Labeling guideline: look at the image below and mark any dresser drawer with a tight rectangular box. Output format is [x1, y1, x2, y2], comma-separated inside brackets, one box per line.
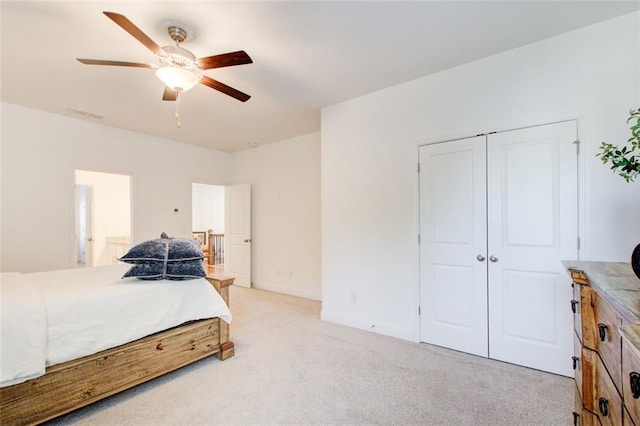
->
[580, 346, 599, 413]
[594, 292, 623, 394]
[622, 327, 640, 426]
[624, 407, 635, 426]
[595, 354, 623, 426]
[574, 385, 602, 426]
[584, 410, 603, 426]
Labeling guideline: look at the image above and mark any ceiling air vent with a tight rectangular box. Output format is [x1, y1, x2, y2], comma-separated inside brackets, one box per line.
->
[65, 108, 104, 120]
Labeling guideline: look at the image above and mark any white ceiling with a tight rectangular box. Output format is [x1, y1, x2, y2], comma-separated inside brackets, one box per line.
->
[2, 1, 638, 152]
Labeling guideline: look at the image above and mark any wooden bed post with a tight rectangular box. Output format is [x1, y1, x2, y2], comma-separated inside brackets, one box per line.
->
[205, 266, 235, 360]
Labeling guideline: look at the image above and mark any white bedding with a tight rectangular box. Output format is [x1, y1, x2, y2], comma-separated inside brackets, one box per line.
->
[1, 264, 231, 387]
[0, 273, 47, 387]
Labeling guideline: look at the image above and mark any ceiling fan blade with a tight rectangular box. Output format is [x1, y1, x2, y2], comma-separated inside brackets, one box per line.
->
[197, 51, 253, 70]
[103, 11, 164, 56]
[77, 58, 154, 68]
[162, 87, 178, 101]
[200, 76, 251, 102]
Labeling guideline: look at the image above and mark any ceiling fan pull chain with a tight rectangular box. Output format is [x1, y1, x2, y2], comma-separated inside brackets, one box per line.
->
[175, 91, 181, 128]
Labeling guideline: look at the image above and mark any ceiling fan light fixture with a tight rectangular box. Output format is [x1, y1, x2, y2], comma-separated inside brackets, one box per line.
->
[155, 66, 201, 92]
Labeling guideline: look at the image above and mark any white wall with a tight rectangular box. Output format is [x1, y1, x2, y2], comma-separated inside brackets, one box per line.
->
[192, 183, 225, 233]
[321, 12, 640, 341]
[1, 102, 232, 273]
[75, 170, 131, 266]
[232, 132, 321, 300]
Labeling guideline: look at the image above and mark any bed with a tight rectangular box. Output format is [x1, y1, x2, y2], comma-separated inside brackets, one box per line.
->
[0, 263, 235, 425]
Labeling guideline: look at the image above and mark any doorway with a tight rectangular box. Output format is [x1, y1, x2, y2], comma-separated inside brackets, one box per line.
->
[418, 121, 578, 376]
[192, 183, 252, 287]
[192, 183, 225, 235]
[192, 183, 225, 267]
[75, 170, 132, 267]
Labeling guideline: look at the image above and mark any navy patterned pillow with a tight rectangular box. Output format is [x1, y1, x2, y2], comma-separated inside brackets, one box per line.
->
[166, 238, 203, 262]
[122, 262, 164, 280]
[119, 239, 167, 263]
[166, 260, 206, 280]
[122, 260, 206, 281]
[119, 233, 205, 280]
[119, 236, 203, 264]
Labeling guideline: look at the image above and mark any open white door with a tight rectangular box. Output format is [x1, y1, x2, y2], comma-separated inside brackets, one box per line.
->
[75, 184, 94, 267]
[224, 184, 252, 287]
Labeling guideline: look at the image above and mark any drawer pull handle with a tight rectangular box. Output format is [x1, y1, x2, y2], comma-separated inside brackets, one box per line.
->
[570, 300, 578, 313]
[598, 323, 607, 342]
[598, 397, 609, 417]
[572, 356, 579, 370]
[572, 411, 579, 426]
[631, 372, 640, 399]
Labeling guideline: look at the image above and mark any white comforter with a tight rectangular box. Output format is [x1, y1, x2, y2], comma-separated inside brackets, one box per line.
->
[1, 264, 231, 387]
[0, 272, 47, 387]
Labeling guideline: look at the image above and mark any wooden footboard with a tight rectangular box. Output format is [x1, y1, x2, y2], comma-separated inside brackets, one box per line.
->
[0, 318, 225, 425]
[0, 271, 235, 425]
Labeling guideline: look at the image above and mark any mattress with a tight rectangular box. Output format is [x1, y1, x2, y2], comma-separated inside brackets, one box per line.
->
[0, 272, 47, 387]
[1, 264, 231, 386]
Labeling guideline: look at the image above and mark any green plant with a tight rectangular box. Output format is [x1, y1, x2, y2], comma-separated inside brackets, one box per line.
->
[597, 107, 640, 182]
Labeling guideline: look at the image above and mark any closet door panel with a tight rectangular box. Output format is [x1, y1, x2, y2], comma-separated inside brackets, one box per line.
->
[419, 136, 488, 357]
[487, 121, 577, 377]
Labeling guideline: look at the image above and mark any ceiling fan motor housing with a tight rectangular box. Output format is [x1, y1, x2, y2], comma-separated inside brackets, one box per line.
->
[168, 26, 187, 44]
[160, 45, 199, 70]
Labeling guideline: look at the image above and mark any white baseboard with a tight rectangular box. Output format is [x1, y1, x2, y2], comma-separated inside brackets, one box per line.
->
[320, 309, 415, 342]
[252, 281, 321, 301]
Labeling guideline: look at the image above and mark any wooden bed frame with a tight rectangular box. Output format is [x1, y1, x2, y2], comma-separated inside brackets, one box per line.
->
[0, 270, 235, 425]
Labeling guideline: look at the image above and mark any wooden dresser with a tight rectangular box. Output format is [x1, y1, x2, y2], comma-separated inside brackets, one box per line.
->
[564, 261, 640, 425]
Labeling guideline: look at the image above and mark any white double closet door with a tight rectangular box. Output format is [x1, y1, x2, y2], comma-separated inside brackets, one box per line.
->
[419, 121, 577, 376]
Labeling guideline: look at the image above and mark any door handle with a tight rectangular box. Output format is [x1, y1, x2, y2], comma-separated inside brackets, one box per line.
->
[489, 255, 499, 263]
[476, 254, 486, 262]
[243, 239, 252, 243]
[87, 237, 93, 242]
[571, 300, 579, 313]
[630, 372, 640, 399]
[598, 397, 609, 417]
[598, 323, 607, 342]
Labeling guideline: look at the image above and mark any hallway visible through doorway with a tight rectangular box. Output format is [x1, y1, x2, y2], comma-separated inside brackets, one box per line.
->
[75, 170, 131, 267]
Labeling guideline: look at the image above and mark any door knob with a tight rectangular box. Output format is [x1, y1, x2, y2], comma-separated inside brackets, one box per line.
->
[630, 372, 640, 399]
[489, 255, 499, 263]
[598, 397, 609, 417]
[87, 237, 93, 242]
[598, 323, 607, 342]
[476, 254, 486, 262]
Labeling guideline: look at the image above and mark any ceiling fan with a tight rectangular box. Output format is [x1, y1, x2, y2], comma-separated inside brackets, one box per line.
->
[77, 11, 252, 103]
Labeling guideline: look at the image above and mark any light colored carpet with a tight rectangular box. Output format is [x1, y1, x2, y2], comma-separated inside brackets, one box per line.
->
[47, 286, 574, 425]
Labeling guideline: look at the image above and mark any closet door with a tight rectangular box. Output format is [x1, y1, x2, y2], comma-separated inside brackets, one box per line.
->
[419, 136, 488, 357]
[486, 121, 577, 376]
